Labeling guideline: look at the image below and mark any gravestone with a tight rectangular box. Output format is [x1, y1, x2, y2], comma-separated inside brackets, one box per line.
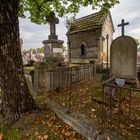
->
[43, 12, 64, 63]
[110, 19, 137, 79]
[110, 36, 137, 79]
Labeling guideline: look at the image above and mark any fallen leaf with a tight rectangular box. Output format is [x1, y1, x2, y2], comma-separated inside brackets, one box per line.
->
[35, 131, 39, 136]
[106, 136, 111, 140]
[91, 109, 96, 112]
[37, 135, 41, 139]
[0, 133, 3, 140]
[44, 134, 49, 140]
[130, 124, 134, 128]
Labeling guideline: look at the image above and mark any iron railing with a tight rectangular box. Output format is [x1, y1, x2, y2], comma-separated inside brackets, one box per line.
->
[102, 76, 140, 138]
[48, 64, 95, 112]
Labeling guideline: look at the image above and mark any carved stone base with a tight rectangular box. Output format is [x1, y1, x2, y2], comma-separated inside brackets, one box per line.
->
[43, 39, 64, 65]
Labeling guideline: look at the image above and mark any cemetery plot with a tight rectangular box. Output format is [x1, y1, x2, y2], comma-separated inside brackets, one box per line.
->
[49, 74, 140, 140]
[102, 76, 140, 137]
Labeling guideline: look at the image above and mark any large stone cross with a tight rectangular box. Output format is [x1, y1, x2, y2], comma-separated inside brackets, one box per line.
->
[117, 19, 129, 36]
[46, 12, 59, 40]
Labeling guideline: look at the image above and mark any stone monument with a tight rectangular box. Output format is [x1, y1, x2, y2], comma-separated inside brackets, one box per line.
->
[43, 12, 64, 64]
[110, 19, 137, 79]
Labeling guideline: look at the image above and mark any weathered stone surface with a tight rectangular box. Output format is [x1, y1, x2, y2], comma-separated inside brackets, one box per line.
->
[34, 62, 49, 95]
[43, 39, 64, 59]
[48, 100, 125, 140]
[110, 36, 137, 78]
[68, 29, 100, 63]
[25, 74, 35, 96]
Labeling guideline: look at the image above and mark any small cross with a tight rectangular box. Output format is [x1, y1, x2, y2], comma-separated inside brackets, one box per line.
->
[117, 19, 129, 36]
[46, 12, 59, 39]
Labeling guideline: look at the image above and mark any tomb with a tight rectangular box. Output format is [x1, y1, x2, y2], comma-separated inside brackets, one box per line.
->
[102, 19, 140, 112]
[67, 11, 114, 64]
[43, 12, 64, 66]
[94, 19, 140, 111]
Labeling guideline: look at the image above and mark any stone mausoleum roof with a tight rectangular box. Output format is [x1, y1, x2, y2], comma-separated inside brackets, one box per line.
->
[67, 11, 108, 35]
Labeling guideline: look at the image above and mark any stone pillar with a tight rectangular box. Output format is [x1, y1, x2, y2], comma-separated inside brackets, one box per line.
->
[34, 62, 49, 95]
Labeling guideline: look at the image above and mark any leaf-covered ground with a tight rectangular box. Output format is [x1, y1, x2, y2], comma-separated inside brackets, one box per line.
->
[0, 74, 140, 140]
[0, 96, 86, 140]
[52, 74, 140, 140]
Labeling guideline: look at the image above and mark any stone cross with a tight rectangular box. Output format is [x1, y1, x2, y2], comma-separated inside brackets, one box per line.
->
[117, 19, 129, 36]
[46, 12, 59, 40]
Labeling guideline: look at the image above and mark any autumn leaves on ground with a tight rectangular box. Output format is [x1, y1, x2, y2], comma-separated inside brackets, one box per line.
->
[53, 74, 140, 140]
[0, 96, 85, 140]
[0, 74, 140, 140]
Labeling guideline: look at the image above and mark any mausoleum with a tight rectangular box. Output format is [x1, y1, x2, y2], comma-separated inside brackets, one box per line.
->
[67, 11, 114, 64]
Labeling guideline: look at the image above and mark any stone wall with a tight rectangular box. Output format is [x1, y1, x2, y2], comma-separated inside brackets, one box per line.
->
[34, 63, 95, 95]
[67, 13, 114, 64]
[68, 29, 101, 63]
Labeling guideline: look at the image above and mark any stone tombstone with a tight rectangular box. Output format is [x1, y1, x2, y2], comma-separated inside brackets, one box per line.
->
[110, 36, 137, 79]
[43, 11, 64, 61]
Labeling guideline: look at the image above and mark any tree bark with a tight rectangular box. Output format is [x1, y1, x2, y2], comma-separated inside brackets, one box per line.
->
[0, 0, 36, 122]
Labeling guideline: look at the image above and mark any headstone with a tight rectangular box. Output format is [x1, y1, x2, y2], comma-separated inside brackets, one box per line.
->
[110, 36, 137, 79]
[43, 11, 64, 63]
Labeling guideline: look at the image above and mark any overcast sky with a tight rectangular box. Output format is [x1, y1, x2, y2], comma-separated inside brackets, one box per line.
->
[19, 0, 140, 50]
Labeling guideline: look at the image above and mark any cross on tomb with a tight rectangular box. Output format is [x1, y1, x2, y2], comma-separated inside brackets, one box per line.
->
[46, 11, 59, 39]
[118, 19, 129, 36]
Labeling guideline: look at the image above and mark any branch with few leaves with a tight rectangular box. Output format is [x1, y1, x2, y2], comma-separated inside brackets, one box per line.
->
[64, 16, 76, 30]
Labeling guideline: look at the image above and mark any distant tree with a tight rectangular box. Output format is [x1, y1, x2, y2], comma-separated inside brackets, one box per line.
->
[134, 38, 140, 46]
[36, 47, 44, 53]
[0, 0, 119, 122]
[32, 48, 36, 54]
[64, 16, 76, 30]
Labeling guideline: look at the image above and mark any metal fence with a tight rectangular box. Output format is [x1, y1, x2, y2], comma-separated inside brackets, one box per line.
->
[48, 65, 140, 139]
[101, 76, 140, 139]
[48, 64, 95, 112]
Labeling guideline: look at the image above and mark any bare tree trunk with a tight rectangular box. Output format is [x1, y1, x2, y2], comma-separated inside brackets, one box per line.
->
[0, 0, 36, 122]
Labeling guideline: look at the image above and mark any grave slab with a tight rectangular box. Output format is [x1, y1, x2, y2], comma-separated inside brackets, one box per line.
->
[48, 100, 124, 140]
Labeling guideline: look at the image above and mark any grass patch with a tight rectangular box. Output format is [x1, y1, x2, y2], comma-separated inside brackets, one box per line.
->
[4, 129, 22, 140]
[24, 66, 34, 71]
